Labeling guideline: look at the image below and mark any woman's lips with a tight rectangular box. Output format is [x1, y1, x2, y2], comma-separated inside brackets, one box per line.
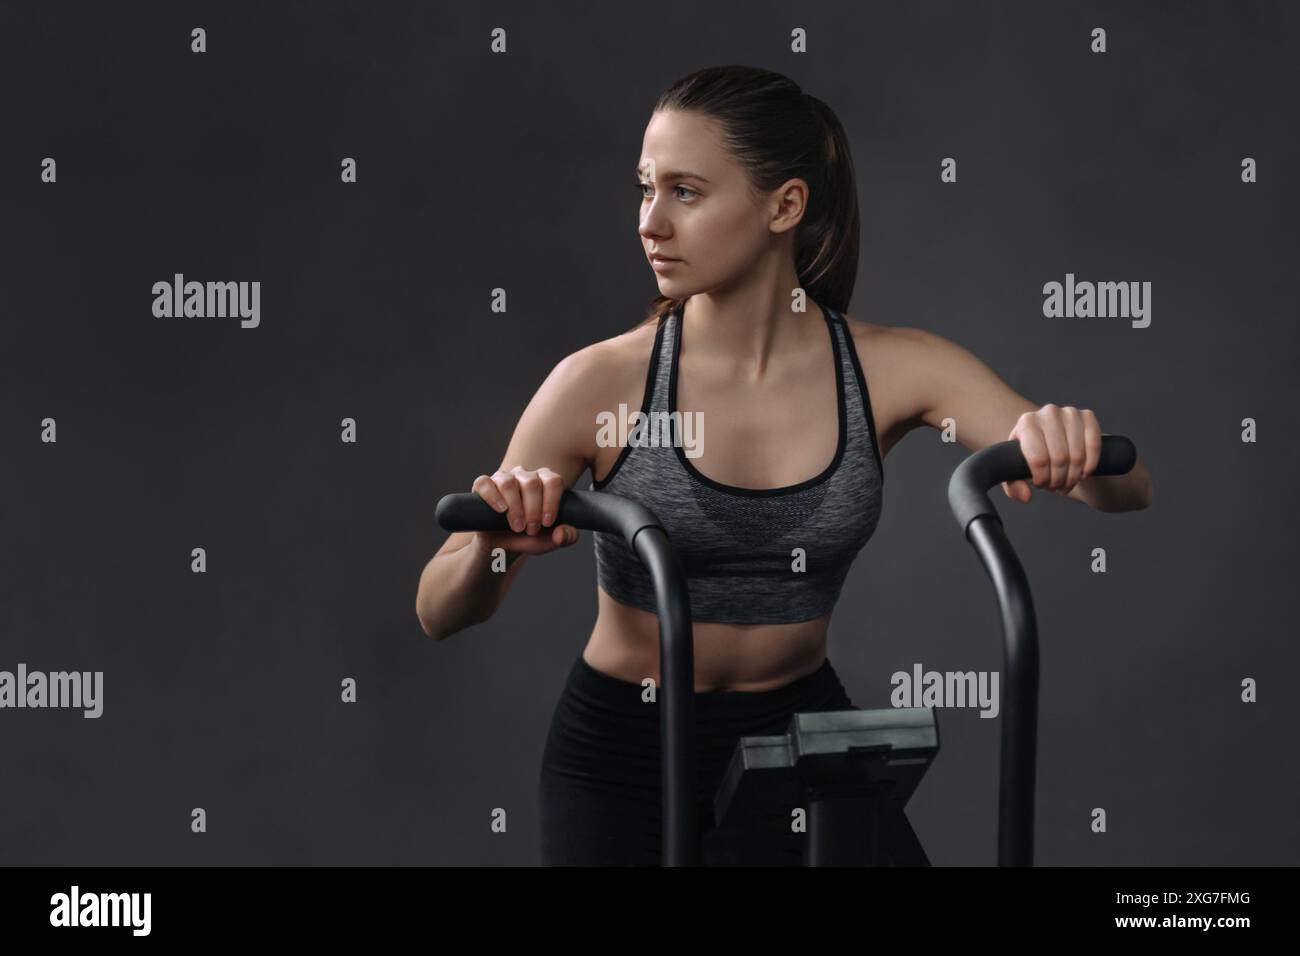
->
[650, 255, 681, 271]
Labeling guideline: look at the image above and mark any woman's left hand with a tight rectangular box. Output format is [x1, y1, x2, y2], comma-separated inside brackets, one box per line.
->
[1002, 404, 1102, 503]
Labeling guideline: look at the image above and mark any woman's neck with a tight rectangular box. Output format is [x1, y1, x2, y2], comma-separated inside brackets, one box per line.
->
[680, 267, 823, 380]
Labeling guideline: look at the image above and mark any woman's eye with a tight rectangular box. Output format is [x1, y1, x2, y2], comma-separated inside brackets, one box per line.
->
[635, 181, 698, 201]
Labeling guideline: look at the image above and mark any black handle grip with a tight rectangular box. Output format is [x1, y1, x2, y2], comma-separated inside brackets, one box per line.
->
[436, 488, 666, 546]
[949, 434, 1137, 535]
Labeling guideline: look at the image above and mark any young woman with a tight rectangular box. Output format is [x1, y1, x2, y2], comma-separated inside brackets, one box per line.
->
[415, 65, 1154, 865]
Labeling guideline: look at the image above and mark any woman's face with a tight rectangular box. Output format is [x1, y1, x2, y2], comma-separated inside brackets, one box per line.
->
[637, 109, 803, 297]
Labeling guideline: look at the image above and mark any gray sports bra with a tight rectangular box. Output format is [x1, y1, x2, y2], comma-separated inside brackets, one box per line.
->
[590, 303, 885, 625]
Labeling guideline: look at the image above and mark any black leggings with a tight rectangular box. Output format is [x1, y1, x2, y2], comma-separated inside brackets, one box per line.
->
[538, 652, 857, 865]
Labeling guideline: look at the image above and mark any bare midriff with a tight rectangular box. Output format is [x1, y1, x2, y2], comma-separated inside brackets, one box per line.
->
[584, 585, 831, 692]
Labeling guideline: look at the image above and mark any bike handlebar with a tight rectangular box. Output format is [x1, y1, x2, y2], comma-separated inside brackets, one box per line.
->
[436, 488, 663, 543]
[949, 434, 1137, 533]
[435, 486, 700, 866]
[947, 433, 1138, 866]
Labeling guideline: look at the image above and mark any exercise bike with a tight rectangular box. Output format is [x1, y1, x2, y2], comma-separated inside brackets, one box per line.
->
[436, 435, 1139, 866]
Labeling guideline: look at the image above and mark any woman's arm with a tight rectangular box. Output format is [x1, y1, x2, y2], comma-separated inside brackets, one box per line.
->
[416, 344, 608, 640]
[900, 327, 1153, 513]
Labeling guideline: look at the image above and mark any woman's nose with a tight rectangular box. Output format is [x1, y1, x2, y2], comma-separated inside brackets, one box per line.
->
[639, 197, 671, 240]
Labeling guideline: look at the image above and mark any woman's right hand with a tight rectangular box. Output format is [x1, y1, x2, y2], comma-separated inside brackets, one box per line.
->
[470, 466, 580, 556]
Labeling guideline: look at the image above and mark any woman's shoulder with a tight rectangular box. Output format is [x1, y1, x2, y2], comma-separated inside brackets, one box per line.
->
[836, 310, 908, 358]
[841, 313, 973, 373]
[551, 315, 663, 394]
[505, 317, 663, 485]
[527, 316, 664, 444]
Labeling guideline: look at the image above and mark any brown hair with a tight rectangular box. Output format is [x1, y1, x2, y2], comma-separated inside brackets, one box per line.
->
[633, 65, 860, 329]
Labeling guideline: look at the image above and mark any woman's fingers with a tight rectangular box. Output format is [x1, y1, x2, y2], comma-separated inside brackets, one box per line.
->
[471, 474, 509, 514]
[471, 467, 574, 544]
[511, 466, 544, 534]
[1006, 404, 1107, 501]
[490, 470, 525, 531]
[1003, 479, 1031, 502]
[538, 468, 564, 528]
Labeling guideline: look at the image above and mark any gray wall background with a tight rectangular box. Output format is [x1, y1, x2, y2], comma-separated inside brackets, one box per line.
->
[0, 0, 1296, 865]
